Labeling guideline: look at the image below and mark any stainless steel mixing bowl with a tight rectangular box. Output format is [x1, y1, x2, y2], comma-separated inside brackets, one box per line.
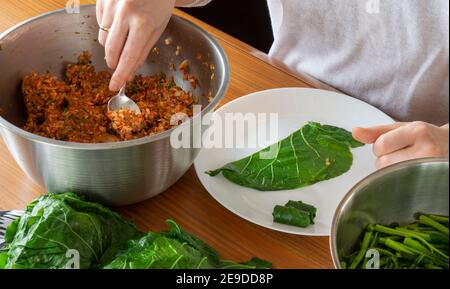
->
[0, 5, 229, 205]
[330, 158, 449, 268]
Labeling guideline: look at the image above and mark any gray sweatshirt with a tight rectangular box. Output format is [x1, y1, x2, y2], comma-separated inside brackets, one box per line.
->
[181, 0, 449, 125]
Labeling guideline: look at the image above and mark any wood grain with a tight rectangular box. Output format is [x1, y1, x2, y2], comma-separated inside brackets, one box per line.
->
[0, 0, 333, 268]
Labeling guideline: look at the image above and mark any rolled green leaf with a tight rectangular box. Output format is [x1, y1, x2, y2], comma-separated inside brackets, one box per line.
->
[272, 205, 312, 228]
[285, 200, 317, 223]
[272, 200, 317, 228]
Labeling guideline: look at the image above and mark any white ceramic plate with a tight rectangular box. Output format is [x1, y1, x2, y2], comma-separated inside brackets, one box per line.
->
[194, 88, 393, 236]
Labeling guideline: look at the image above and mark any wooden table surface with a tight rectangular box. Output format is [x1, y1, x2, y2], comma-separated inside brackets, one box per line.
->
[0, 0, 333, 268]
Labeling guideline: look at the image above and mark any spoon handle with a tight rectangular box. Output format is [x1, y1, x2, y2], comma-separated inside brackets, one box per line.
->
[118, 85, 126, 97]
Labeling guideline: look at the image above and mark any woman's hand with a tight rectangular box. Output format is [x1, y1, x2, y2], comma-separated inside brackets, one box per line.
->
[353, 122, 449, 169]
[96, 0, 176, 91]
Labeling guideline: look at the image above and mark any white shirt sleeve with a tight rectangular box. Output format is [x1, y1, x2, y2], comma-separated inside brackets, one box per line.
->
[176, 0, 212, 7]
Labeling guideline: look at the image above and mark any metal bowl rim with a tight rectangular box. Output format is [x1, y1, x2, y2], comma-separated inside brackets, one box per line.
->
[329, 157, 450, 269]
[0, 4, 230, 150]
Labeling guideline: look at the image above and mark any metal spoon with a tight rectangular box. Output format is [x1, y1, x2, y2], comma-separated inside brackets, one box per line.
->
[107, 84, 141, 114]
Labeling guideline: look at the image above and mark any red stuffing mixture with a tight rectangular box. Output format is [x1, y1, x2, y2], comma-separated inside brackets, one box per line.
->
[22, 51, 195, 143]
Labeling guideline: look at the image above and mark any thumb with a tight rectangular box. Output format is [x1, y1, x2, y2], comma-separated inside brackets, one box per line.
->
[352, 123, 404, 144]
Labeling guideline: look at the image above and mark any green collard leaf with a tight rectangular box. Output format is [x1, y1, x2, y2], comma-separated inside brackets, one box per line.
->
[206, 122, 364, 191]
[0, 252, 7, 269]
[1, 196, 272, 269]
[4, 218, 19, 244]
[1, 192, 142, 269]
[104, 220, 271, 269]
[239, 257, 273, 269]
[103, 233, 215, 269]
[161, 219, 222, 267]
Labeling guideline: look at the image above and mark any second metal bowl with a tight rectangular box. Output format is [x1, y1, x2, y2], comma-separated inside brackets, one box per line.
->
[330, 157, 449, 268]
